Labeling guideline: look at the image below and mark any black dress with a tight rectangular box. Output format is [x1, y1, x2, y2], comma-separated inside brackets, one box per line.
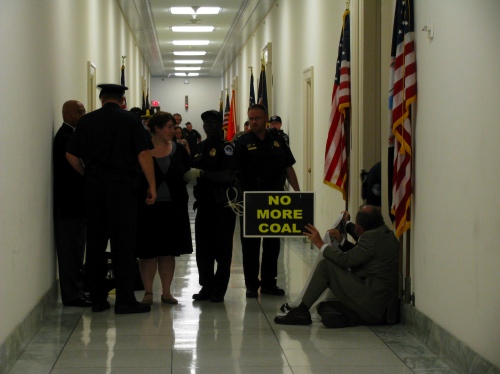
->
[136, 142, 193, 259]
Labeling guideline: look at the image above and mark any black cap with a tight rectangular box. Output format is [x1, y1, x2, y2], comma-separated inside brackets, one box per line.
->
[97, 83, 127, 97]
[201, 110, 222, 125]
[270, 115, 282, 123]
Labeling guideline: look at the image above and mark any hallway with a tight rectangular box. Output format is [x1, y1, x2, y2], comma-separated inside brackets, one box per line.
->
[9, 203, 455, 373]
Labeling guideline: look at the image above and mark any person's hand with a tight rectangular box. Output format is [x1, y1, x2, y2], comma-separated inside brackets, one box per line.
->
[145, 187, 157, 205]
[183, 168, 201, 183]
[303, 224, 325, 249]
[328, 228, 343, 243]
[342, 210, 351, 222]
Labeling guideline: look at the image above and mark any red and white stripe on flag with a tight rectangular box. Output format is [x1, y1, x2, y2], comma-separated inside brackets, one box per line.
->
[323, 10, 350, 200]
[222, 94, 230, 132]
[390, 0, 417, 237]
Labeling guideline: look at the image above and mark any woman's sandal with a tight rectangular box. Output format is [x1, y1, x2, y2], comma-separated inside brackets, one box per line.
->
[141, 292, 154, 305]
[161, 295, 178, 305]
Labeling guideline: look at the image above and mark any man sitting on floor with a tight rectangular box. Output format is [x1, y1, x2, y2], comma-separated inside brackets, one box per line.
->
[274, 205, 399, 328]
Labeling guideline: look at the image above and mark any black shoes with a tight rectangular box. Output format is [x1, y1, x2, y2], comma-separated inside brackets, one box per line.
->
[274, 308, 312, 325]
[114, 301, 151, 314]
[64, 295, 92, 307]
[261, 286, 285, 296]
[91, 301, 111, 312]
[193, 288, 212, 301]
[280, 303, 292, 313]
[246, 289, 258, 298]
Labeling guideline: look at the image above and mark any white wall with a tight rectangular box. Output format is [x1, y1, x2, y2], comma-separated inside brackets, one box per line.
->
[222, 0, 500, 366]
[150, 77, 222, 137]
[0, 0, 149, 346]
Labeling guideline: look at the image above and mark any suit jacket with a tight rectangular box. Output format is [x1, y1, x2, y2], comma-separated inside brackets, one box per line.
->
[323, 224, 399, 321]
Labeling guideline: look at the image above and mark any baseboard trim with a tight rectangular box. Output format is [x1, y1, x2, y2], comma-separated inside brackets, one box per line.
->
[401, 303, 500, 374]
[0, 281, 58, 374]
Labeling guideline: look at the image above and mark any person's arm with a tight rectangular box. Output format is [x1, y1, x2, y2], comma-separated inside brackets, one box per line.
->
[65, 152, 85, 176]
[286, 166, 300, 191]
[138, 149, 157, 205]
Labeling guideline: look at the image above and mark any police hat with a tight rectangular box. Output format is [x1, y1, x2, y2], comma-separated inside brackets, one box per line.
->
[97, 83, 127, 97]
[270, 115, 282, 123]
[201, 110, 222, 125]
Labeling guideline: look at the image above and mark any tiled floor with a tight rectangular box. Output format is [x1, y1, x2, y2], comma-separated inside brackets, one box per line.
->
[9, 191, 456, 373]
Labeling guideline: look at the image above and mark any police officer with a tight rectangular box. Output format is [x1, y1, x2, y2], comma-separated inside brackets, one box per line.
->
[66, 83, 157, 314]
[269, 115, 289, 145]
[234, 104, 300, 298]
[185, 110, 238, 303]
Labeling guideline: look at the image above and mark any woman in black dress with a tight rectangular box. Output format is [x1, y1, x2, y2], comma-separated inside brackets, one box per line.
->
[137, 112, 193, 305]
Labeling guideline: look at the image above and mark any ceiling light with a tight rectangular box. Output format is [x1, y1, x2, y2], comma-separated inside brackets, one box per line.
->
[175, 73, 187, 77]
[173, 40, 209, 46]
[172, 26, 214, 32]
[170, 7, 221, 15]
[174, 60, 203, 64]
[188, 73, 199, 77]
[174, 67, 201, 71]
[174, 51, 207, 56]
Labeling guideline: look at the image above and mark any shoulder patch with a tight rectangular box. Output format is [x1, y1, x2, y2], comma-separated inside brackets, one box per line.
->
[224, 144, 234, 156]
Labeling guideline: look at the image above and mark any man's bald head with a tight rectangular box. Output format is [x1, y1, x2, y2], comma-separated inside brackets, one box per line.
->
[62, 100, 85, 128]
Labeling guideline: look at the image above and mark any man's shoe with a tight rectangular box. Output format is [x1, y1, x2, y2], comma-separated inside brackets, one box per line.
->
[114, 301, 151, 314]
[246, 289, 258, 298]
[64, 295, 92, 307]
[91, 301, 111, 313]
[280, 303, 292, 313]
[210, 294, 224, 303]
[261, 286, 285, 296]
[274, 308, 312, 325]
[193, 288, 211, 301]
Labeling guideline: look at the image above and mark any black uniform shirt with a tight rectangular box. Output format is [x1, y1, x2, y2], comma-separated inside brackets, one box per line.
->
[67, 103, 149, 176]
[183, 128, 202, 151]
[191, 138, 236, 205]
[234, 131, 295, 191]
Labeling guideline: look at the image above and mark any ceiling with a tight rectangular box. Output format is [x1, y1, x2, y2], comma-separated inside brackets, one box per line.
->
[117, 0, 277, 78]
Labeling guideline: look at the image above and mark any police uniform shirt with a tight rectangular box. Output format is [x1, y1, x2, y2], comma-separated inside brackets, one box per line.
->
[67, 103, 149, 175]
[183, 128, 202, 151]
[191, 138, 236, 204]
[234, 131, 295, 191]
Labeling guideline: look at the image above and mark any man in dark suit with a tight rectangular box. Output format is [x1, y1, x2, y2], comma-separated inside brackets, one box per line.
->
[275, 205, 399, 326]
[66, 84, 157, 314]
[53, 100, 90, 307]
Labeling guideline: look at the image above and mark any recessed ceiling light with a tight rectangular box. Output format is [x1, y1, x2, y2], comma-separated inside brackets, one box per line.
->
[174, 60, 203, 64]
[175, 73, 187, 77]
[174, 67, 201, 71]
[174, 51, 207, 56]
[170, 7, 221, 15]
[172, 26, 214, 32]
[173, 40, 210, 46]
[188, 73, 200, 77]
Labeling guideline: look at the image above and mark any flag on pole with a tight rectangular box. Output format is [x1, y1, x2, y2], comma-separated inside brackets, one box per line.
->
[222, 93, 230, 133]
[120, 60, 127, 109]
[388, 0, 417, 237]
[142, 89, 146, 111]
[323, 9, 350, 199]
[257, 63, 268, 110]
[145, 88, 150, 110]
[249, 71, 256, 106]
[226, 89, 237, 141]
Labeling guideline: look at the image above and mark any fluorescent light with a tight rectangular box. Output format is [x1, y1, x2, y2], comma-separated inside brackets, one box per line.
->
[175, 73, 187, 77]
[172, 26, 214, 32]
[174, 60, 203, 64]
[188, 73, 199, 77]
[173, 40, 209, 46]
[174, 67, 201, 71]
[174, 51, 207, 56]
[171, 7, 221, 15]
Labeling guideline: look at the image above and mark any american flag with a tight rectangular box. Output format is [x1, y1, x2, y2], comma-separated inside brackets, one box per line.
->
[323, 10, 350, 199]
[226, 89, 237, 141]
[249, 71, 256, 106]
[120, 63, 127, 109]
[257, 63, 268, 110]
[222, 93, 230, 132]
[388, 0, 417, 237]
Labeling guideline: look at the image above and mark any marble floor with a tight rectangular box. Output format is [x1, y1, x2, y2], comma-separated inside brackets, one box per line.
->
[8, 203, 457, 373]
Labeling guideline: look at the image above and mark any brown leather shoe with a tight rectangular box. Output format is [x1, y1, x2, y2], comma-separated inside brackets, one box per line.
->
[274, 308, 312, 325]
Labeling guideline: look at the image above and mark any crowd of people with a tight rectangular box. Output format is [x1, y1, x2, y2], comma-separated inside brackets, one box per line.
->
[54, 83, 398, 328]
